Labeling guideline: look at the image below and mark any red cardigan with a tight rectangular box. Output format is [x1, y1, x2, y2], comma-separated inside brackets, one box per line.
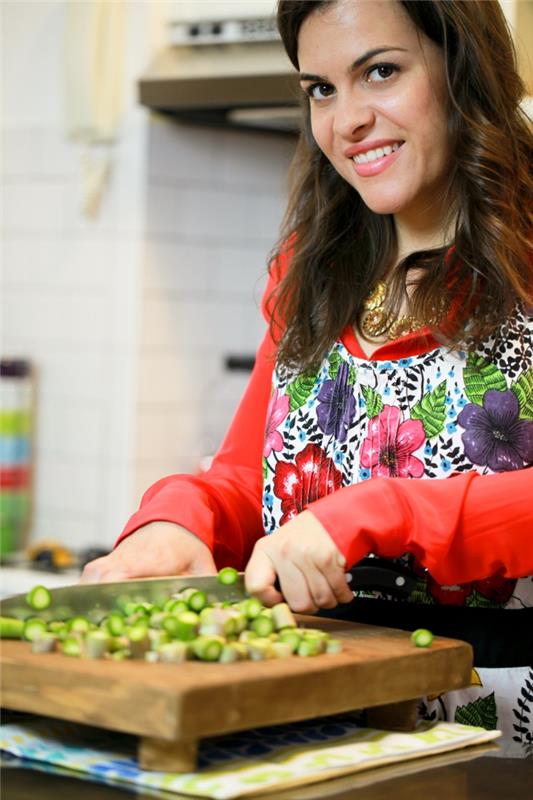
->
[118, 254, 533, 586]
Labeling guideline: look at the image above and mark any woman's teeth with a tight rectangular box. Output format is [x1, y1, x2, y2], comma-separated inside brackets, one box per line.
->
[353, 142, 402, 164]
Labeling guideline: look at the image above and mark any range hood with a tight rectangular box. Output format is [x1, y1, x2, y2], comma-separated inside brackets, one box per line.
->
[138, 13, 301, 134]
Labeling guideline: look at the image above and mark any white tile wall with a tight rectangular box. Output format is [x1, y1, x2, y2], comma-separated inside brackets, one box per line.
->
[1, 2, 296, 554]
[134, 117, 294, 503]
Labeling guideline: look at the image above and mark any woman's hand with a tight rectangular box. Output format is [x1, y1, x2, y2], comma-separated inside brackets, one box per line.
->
[80, 522, 217, 583]
[244, 511, 354, 612]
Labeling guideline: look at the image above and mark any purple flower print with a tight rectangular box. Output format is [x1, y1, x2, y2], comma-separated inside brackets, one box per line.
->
[458, 389, 533, 471]
[316, 361, 356, 443]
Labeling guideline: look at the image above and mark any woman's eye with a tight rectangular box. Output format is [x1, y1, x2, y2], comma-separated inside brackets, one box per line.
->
[365, 63, 398, 83]
[306, 82, 335, 101]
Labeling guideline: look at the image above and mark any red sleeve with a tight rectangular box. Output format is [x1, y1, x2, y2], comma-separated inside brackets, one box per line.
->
[115, 252, 289, 569]
[310, 467, 533, 584]
[116, 330, 275, 569]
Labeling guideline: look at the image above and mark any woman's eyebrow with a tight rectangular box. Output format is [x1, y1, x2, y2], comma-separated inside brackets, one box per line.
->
[299, 46, 408, 82]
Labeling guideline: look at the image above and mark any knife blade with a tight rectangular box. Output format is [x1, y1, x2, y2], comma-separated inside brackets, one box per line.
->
[0, 573, 248, 622]
[0, 559, 419, 622]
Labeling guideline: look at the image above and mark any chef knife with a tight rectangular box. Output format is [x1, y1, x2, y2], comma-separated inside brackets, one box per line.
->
[0, 559, 418, 622]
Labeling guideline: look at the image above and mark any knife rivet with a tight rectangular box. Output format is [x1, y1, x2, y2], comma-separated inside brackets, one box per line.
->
[395, 576, 406, 587]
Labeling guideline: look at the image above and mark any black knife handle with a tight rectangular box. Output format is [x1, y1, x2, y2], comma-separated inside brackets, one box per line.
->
[272, 557, 418, 598]
[346, 557, 419, 597]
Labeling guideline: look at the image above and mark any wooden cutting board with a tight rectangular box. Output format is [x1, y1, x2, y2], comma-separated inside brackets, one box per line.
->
[1, 616, 473, 772]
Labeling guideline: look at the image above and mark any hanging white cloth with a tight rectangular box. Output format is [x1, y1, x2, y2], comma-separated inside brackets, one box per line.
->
[65, 0, 127, 217]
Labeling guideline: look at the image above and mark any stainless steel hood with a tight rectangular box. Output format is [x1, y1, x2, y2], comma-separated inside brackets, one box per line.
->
[138, 15, 301, 134]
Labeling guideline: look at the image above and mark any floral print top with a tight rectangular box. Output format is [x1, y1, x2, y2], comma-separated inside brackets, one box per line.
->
[262, 305, 533, 611]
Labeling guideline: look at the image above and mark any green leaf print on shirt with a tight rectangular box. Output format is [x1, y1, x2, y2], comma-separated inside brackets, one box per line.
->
[463, 354, 507, 405]
[286, 373, 317, 412]
[328, 351, 357, 384]
[361, 386, 384, 419]
[455, 692, 498, 730]
[511, 366, 533, 419]
[411, 381, 447, 438]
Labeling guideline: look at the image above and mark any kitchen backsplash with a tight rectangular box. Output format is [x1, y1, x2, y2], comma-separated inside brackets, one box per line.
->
[134, 118, 294, 503]
[1, 1, 295, 552]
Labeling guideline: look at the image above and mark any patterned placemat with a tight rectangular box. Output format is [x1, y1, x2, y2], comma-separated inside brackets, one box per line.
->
[0, 714, 501, 799]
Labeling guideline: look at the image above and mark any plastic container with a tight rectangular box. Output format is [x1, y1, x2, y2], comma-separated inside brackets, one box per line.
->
[0, 359, 33, 559]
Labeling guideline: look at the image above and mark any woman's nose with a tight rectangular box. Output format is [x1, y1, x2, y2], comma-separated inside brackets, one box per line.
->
[333, 91, 375, 138]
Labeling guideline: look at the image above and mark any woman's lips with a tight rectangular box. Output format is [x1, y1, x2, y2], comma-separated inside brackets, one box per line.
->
[350, 142, 404, 178]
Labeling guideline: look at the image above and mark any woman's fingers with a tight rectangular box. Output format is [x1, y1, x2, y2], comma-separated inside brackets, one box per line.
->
[244, 546, 284, 607]
[80, 556, 129, 584]
[245, 511, 353, 612]
[79, 522, 217, 583]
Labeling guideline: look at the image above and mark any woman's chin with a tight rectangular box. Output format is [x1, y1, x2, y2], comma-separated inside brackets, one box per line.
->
[359, 198, 407, 217]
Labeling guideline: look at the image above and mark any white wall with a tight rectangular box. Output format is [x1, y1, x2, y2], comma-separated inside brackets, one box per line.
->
[135, 118, 293, 497]
[1, 1, 294, 552]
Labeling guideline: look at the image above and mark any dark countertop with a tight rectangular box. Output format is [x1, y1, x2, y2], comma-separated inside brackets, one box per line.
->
[2, 751, 532, 800]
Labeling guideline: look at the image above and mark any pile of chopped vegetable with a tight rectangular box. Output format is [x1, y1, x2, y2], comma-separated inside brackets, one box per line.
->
[0, 569, 344, 663]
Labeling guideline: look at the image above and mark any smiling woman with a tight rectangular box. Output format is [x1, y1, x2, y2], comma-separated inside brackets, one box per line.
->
[82, 0, 533, 758]
[274, 0, 532, 366]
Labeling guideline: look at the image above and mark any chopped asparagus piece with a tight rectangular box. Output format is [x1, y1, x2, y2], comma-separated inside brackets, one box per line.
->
[62, 634, 82, 657]
[251, 614, 274, 637]
[126, 623, 150, 657]
[219, 642, 248, 663]
[163, 598, 188, 615]
[23, 618, 48, 642]
[238, 630, 258, 643]
[411, 628, 434, 648]
[178, 588, 208, 612]
[165, 611, 199, 641]
[271, 603, 297, 631]
[278, 629, 302, 653]
[325, 638, 343, 654]
[48, 621, 67, 635]
[101, 612, 125, 636]
[26, 585, 52, 611]
[297, 638, 322, 657]
[270, 641, 293, 659]
[247, 637, 273, 661]
[191, 635, 224, 662]
[145, 650, 159, 663]
[67, 616, 92, 634]
[217, 567, 239, 585]
[148, 629, 170, 650]
[84, 630, 111, 659]
[31, 633, 57, 653]
[107, 648, 132, 661]
[157, 641, 189, 663]
[0, 616, 25, 639]
[240, 597, 263, 620]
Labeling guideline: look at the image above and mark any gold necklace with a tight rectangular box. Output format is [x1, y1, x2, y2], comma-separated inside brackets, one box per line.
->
[361, 281, 440, 341]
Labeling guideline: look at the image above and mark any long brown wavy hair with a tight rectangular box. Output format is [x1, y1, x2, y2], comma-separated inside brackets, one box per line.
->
[269, 0, 533, 371]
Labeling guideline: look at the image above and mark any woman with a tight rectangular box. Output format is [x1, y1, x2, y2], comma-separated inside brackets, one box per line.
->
[83, 1, 533, 755]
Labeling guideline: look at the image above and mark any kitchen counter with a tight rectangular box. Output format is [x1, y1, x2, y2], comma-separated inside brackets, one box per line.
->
[0, 567, 80, 599]
[1, 752, 531, 800]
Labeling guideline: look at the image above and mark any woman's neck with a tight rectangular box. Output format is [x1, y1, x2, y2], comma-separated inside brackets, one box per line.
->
[393, 198, 457, 263]
[394, 217, 454, 263]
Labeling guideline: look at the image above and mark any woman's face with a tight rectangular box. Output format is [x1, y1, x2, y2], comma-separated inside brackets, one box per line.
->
[297, 0, 452, 226]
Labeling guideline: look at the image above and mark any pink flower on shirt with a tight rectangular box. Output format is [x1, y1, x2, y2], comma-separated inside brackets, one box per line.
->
[263, 388, 290, 458]
[360, 405, 425, 478]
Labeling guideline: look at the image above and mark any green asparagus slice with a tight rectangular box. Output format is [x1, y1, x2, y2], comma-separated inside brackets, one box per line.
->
[26, 585, 52, 611]
[23, 618, 48, 642]
[0, 616, 25, 639]
[217, 567, 239, 585]
[2, 581, 346, 662]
